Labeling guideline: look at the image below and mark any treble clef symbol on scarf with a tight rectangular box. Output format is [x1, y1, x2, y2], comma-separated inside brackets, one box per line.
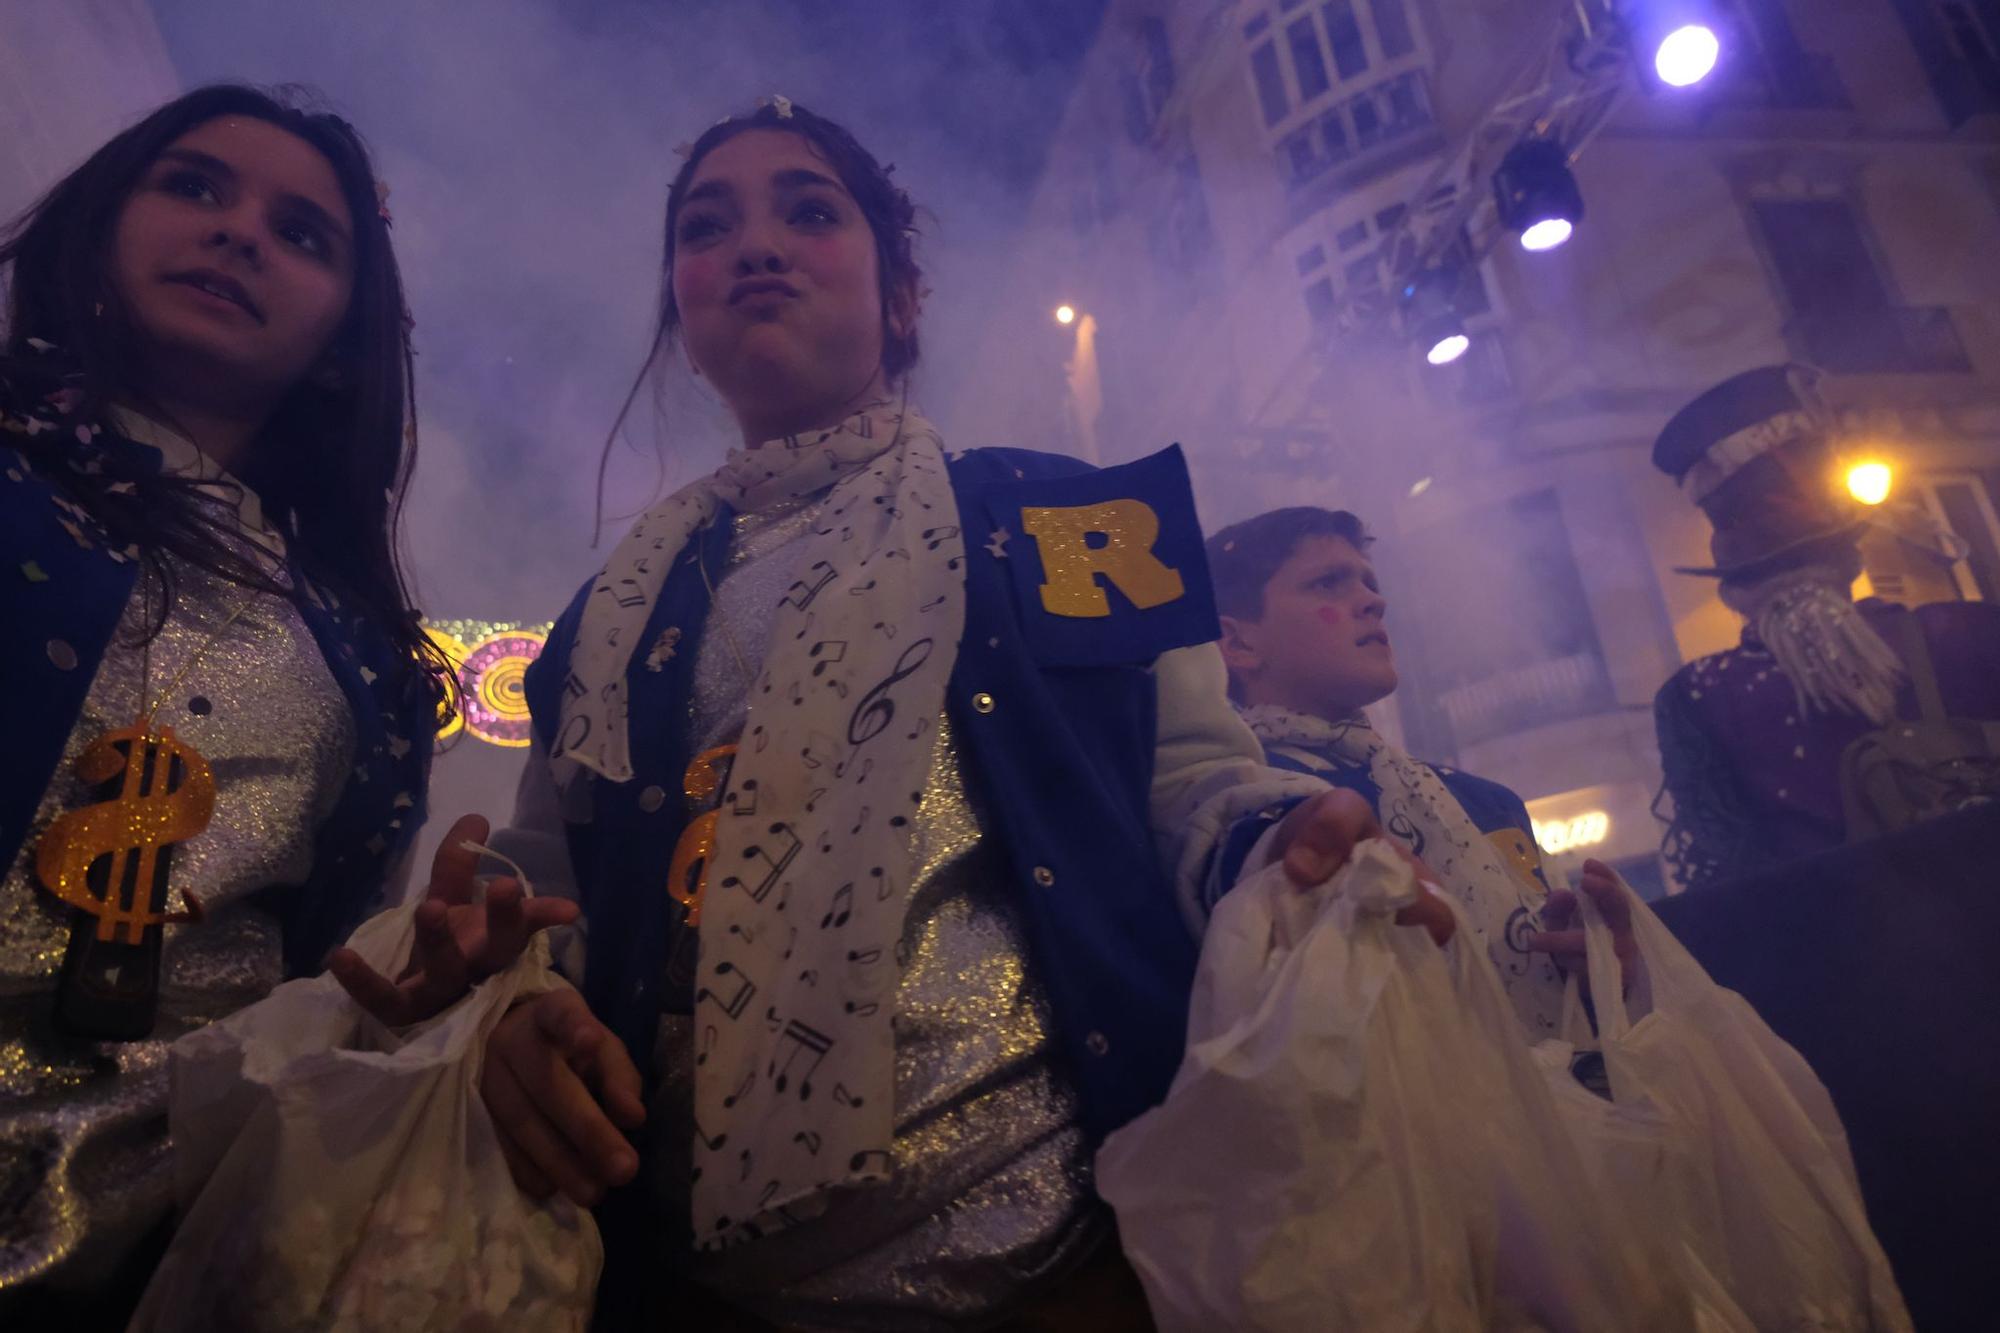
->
[846, 638, 933, 748]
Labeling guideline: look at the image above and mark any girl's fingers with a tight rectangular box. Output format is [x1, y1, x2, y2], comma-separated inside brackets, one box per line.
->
[329, 948, 412, 1026]
[480, 878, 527, 971]
[426, 813, 492, 907]
[494, 1125, 557, 1201]
[482, 1051, 609, 1207]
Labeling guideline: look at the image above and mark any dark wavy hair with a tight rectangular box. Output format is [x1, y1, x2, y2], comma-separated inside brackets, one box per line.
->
[0, 83, 448, 712]
[597, 101, 925, 536]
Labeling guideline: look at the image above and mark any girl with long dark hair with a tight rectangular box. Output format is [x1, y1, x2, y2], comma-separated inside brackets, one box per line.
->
[0, 84, 448, 1308]
[330, 97, 1377, 1330]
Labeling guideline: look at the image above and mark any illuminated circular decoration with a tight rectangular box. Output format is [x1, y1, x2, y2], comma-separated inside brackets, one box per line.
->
[424, 627, 470, 743]
[459, 628, 547, 748]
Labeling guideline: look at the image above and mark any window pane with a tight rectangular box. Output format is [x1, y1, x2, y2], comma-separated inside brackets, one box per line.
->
[1289, 18, 1331, 101]
[1297, 244, 1327, 274]
[1374, 203, 1407, 231]
[1353, 95, 1382, 145]
[1321, 108, 1350, 159]
[1281, 126, 1317, 181]
[1251, 41, 1289, 125]
[1335, 220, 1370, 251]
[1934, 480, 2000, 601]
[1752, 199, 1891, 312]
[1447, 231, 1492, 317]
[1387, 72, 1427, 127]
[1324, 2, 1368, 79]
[1371, 0, 1416, 59]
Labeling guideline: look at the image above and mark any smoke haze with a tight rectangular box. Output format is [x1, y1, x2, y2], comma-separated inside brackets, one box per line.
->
[135, 0, 1109, 857]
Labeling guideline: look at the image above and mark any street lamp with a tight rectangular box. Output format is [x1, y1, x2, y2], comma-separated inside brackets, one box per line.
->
[1846, 461, 1893, 506]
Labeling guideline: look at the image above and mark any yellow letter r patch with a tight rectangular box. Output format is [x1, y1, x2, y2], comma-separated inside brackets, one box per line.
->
[1020, 499, 1186, 618]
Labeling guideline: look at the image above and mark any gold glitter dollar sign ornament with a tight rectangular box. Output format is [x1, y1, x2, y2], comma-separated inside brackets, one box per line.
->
[35, 588, 252, 1038]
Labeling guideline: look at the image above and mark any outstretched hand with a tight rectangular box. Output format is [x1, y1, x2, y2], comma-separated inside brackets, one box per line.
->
[1268, 788, 1456, 947]
[330, 813, 580, 1027]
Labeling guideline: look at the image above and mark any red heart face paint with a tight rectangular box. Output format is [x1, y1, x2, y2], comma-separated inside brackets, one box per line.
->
[1316, 605, 1344, 625]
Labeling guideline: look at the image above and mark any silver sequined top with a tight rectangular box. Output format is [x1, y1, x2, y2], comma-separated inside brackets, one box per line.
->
[0, 500, 355, 1290]
[649, 500, 1105, 1330]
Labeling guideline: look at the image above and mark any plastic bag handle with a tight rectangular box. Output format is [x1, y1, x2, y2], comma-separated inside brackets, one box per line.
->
[1557, 971, 1599, 1052]
[1578, 887, 1634, 1040]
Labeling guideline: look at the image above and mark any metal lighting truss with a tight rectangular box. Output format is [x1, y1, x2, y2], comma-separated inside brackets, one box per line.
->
[1354, 0, 1637, 334]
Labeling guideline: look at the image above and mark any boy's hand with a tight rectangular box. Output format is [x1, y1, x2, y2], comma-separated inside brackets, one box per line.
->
[1526, 858, 1638, 996]
[330, 813, 579, 1027]
[1270, 789, 1455, 946]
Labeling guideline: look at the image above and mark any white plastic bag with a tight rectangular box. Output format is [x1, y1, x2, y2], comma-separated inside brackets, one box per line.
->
[1099, 839, 1907, 1332]
[130, 901, 601, 1332]
[1098, 841, 1679, 1333]
[1557, 876, 1912, 1332]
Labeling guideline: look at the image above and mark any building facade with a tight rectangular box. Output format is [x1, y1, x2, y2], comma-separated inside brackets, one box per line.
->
[968, 0, 2000, 893]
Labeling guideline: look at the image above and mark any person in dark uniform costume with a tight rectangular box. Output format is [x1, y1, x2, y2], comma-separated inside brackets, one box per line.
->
[1650, 365, 2000, 892]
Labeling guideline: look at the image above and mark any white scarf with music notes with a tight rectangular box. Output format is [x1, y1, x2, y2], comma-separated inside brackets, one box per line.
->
[551, 402, 965, 1249]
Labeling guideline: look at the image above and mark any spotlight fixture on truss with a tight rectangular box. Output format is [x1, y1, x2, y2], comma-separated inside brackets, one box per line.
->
[1494, 137, 1584, 252]
[1345, 0, 1723, 364]
[1401, 268, 1470, 366]
[1627, 1, 1724, 88]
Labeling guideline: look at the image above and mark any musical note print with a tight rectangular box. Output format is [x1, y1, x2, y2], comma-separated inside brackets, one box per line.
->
[719, 822, 801, 904]
[663, 409, 968, 1246]
[768, 1020, 834, 1099]
[697, 959, 756, 1020]
[846, 638, 934, 748]
[820, 882, 853, 930]
[807, 639, 849, 696]
[780, 560, 838, 611]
